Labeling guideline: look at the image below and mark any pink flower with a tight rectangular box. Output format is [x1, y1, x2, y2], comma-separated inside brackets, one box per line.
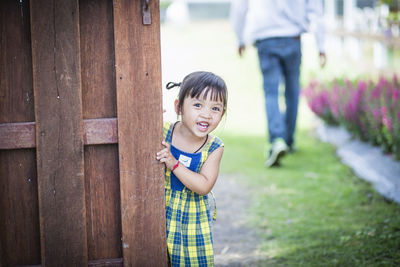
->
[357, 81, 367, 93]
[381, 106, 387, 117]
[377, 77, 387, 89]
[305, 76, 400, 158]
[383, 116, 393, 132]
[392, 88, 399, 102]
[371, 87, 381, 100]
[372, 108, 380, 122]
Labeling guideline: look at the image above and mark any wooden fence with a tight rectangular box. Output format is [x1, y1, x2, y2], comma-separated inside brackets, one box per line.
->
[0, 0, 167, 266]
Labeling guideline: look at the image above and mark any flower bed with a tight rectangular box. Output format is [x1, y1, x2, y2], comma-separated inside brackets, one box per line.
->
[303, 75, 400, 160]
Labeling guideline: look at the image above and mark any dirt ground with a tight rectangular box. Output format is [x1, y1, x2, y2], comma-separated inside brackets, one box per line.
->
[212, 174, 269, 266]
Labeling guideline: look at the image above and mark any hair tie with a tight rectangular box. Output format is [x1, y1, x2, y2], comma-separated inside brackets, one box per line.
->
[166, 82, 181, 90]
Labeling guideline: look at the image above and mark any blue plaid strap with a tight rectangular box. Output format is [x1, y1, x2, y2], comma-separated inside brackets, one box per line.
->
[201, 136, 224, 222]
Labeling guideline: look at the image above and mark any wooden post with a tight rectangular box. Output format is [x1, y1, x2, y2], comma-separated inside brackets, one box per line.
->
[0, 1, 40, 265]
[79, 0, 122, 259]
[113, 0, 167, 266]
[30, 0, 88, 266]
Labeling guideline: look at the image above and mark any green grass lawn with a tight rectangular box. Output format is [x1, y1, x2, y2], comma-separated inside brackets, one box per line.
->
[220, 130, 400, 266]
[161, 20, 400, 267]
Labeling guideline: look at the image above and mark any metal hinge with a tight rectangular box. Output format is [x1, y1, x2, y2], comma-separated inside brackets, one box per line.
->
[142, 0, 151, 25]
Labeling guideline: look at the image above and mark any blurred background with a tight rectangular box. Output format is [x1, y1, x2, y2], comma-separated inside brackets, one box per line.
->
[158, 1, 400, 265]
[160, 0, 400, 136]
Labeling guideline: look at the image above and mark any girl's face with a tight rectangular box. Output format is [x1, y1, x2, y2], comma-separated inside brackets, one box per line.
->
[175, 91, 225, 139]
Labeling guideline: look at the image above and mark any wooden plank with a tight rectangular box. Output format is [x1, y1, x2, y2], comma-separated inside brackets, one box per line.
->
[0, 122, 36, 149]
[113, 0, 167, 266]
[88, 257, 123, 267]
[0, 150, 40, 266]
[80, 0, 117, 120]
[30, 0, 87, 266]
[0, 0, 35, 123]
[0, 0, 40, 266]
[0, 118, 118, 149]
[85, 145, 121, 260]
[79, 0, 121, 260]
[14, 258, 123, 267]
[84, 118, 118, 145]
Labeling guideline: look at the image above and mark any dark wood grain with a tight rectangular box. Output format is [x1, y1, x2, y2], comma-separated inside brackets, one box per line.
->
[2, 0, 166, 265]
[0, 1, 40, 266]
[0, 122, 36, 149]
[0, 118, 117, 149]
[83, 118, 118, 145]
[13, 258, 123, 267]
[84, 145, 121, 260]
[79, 0, 121, 261]
[0, 0, 35, 123]
[30, 0, 87, 265]
[0, 150, 40, 266]
[113, 0, 167, 265]
[80, 0, 116, 120]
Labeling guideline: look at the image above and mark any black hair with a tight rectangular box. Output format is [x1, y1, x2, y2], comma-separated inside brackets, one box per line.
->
[166, 71, 228, 113]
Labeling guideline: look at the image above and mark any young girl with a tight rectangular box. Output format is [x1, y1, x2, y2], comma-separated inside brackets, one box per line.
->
[156, 71, 227, 266]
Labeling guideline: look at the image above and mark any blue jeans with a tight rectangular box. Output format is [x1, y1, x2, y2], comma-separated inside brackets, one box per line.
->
[256, 37, 302, 148]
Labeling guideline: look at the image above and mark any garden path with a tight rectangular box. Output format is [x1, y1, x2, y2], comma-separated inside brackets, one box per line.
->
[212, 174, 270, 266]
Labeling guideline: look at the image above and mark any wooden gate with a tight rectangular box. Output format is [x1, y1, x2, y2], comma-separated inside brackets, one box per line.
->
[0, 0, 167, 266]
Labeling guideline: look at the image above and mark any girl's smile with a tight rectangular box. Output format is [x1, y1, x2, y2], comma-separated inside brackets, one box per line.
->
[176, 92, 224, 139]
[197, 121, 209, 132]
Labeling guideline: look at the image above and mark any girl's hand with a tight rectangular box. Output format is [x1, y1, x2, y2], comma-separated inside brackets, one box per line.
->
[156, 141, 178, 170]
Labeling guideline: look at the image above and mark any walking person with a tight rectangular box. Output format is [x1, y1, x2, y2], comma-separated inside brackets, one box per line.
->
[230, 0, 326, 167]
[156, 71, 228, 266]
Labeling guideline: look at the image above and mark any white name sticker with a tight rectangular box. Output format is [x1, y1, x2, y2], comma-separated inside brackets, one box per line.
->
[178, 154, 192, 168]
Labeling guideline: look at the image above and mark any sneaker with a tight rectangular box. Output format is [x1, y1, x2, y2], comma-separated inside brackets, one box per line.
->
[265, 138, 288, 167]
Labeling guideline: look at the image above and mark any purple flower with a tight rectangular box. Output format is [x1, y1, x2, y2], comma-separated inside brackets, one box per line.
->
[392, 88, 399, 102]
[377, 77, 388, 89]
[371, 87, 381, 100]
[304, 75, 400, 159]
[357, 81, 367, 93]
[381, 106, 387, 117]
[372, 108, 380, 122]
[383, 117, 393, 132]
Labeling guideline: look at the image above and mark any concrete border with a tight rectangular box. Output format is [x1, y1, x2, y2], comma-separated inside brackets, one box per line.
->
[316, 122, 400, 203]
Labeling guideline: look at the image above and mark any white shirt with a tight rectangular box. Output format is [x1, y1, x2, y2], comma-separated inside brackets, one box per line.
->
[230, 0, 326, 52]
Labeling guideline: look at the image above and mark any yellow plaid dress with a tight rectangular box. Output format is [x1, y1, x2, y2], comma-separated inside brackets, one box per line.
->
[163, 122, 223, 267]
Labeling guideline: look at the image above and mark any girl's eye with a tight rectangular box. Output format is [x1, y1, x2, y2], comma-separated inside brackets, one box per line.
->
[194, 103, 201, 108]
[212, 107, 221, 112]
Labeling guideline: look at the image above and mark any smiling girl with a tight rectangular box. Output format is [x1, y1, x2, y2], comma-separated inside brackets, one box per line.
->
[156, 71, 228, 266]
